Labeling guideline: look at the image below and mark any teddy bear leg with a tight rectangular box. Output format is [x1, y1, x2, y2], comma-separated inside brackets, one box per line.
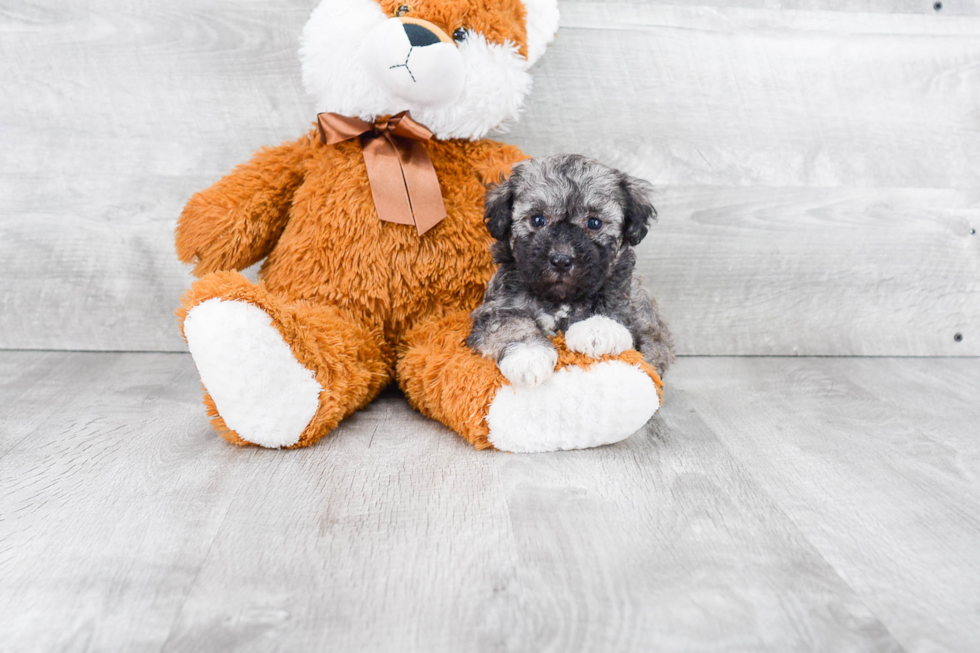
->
[178, 271, 391, 448]
[397, 312, 664, 453]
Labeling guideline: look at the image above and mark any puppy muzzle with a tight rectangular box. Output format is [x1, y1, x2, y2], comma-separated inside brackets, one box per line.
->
[357, 17, 465, 109]
[547, 238, 576, 276]
[520, 224, 605, 302]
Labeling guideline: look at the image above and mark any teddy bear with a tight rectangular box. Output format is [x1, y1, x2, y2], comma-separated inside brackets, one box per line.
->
[175, 0, 664, 453]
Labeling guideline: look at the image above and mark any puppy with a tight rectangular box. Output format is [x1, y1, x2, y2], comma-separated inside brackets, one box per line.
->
[467, 154, 675, 387]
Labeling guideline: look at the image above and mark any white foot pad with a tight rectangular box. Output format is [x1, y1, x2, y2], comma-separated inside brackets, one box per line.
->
[183, 299, 322, 448]
[486, 360, 660, 453]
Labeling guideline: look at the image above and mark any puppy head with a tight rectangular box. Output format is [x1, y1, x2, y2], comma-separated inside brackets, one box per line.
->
[300, 0, 559, 140]
[485, 154, 657, 303]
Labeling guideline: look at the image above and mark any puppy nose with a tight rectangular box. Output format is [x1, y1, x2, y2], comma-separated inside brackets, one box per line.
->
[549, 253, 574, 272]
[403, 22, 441, 47]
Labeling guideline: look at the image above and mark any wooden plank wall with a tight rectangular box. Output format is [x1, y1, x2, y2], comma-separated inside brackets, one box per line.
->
[1, 0, 978, 355]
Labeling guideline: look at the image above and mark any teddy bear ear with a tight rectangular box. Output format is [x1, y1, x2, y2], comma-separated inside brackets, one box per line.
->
[522, 0, 560, 66]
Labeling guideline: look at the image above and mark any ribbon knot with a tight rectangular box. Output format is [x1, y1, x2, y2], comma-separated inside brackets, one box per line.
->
[317, 111, 447, 235]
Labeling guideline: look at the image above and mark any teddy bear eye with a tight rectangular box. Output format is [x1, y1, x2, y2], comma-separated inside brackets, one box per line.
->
[396, 4, 410, 17]
[453, 27, 468, 42]
[531, 215, 546, 228]
[586, 217, 603, 231]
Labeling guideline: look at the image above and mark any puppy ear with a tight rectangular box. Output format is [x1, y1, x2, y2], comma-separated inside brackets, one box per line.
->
[619, 173, 657, 247]
[484, 173, 518, 241]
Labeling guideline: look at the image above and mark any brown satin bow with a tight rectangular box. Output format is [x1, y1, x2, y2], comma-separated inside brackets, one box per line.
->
[317, 111, 447, 235]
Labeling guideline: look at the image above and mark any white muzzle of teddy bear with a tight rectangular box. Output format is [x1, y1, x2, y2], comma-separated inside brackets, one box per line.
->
[357, 18, 465, 110]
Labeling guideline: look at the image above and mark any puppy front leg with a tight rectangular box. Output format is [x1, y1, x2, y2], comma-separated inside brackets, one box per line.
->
[498, 338, 559, 388]
[467, 307, 557, 388]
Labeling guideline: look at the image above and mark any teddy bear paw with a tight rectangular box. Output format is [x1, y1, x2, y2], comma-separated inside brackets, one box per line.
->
[183, 299, 322, 448]
[486, 359, 660, 453]
[565, 315, 634, 357]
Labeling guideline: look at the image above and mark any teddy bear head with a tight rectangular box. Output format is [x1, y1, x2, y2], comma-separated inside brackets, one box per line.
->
[300, 0, 560, 140]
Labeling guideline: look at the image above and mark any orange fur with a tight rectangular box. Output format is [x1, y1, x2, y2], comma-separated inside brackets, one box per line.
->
[397, 311, 502, 449]
[179, 131, 529, 341]
[176, 135, 316, 276]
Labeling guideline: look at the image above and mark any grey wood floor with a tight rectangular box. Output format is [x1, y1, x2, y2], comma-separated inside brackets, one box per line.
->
[2, 352, 977, 653]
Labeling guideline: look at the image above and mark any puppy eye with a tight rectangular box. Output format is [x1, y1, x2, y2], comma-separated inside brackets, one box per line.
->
[586, 217, 603, 231]
[453, 27, 468, 42]
[531, 215, 546, 228]
[396, 4, 410, 16]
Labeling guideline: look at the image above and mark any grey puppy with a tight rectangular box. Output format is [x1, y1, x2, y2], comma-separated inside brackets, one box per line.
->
[467, 154, 675, 387]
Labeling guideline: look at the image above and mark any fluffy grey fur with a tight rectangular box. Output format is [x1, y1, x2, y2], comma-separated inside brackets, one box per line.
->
[467, 154, 675, 376]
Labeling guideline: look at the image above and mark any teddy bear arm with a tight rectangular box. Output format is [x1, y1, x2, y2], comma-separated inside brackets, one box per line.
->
[175, 134, 314, 276]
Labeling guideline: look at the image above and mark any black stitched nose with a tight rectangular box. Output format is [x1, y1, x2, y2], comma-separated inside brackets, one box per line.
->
[403, 23, 441, 47]
[549, 253, 574, 273]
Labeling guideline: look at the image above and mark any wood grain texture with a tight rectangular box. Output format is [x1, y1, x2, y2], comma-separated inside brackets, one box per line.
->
[639, 186, 980, 356]
[522, 4, 980, 189]
[1, 1, 979, 354]
[0, 0, 314, 353]
[562, 0, 980, 18]
[681, 356, 980, 653]
[4, 352, 980, 652]
[493, 401, 899, 653]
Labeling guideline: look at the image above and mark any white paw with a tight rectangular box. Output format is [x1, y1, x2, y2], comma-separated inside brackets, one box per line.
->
[497, 342, 558, 387]
[183, 299, 322, 448]
[487, 361, 661, 453]
[565, 315, 634, 357]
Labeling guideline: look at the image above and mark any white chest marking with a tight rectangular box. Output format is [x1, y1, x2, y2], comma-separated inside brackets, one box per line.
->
[535, 304, 572, 335]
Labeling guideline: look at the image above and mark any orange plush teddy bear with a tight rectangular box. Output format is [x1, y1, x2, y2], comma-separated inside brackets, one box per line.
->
[175, 0, 663, 453]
